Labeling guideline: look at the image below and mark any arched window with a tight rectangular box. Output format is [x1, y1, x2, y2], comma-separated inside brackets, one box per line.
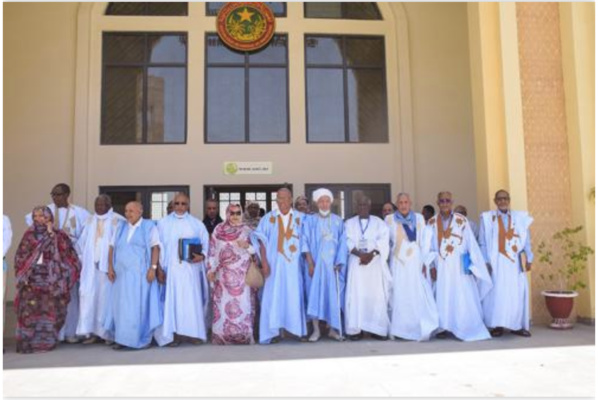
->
[105, 2, 188, 16]
[304, 2, 382, 20]
[206, 2, 286, 17]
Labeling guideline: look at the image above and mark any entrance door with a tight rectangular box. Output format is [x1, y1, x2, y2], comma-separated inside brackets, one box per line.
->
[204, 184, 293, 217]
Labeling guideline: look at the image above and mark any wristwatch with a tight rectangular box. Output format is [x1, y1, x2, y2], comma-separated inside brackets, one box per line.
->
[151, 264, 158, 270]
[372, 250, 380, 256]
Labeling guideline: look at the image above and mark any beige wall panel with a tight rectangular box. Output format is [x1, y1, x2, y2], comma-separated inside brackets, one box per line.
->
[3, 2, 79, 298]
[516, 3, 574, 324]
[400, 3, 478, 214]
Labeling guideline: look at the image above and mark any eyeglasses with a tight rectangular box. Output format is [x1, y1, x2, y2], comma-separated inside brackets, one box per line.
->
[51, 192, 66, 197]
[174, 202, 188, 206]
[230, 211, 242, 216]
[438, 199, 452, 204]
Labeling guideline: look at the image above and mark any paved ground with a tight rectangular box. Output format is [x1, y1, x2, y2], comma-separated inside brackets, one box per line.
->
[3, 324, 595, 397]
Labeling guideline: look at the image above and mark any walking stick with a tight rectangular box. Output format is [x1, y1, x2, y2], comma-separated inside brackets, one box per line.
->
[335, 267, 344, 340]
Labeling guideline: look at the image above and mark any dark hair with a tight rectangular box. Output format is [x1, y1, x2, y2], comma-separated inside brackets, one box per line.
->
[53, 183, 71, 195]
[383, 202, 398, 211]
[259, 208, 266, 217]
[423, 205, 435, 214]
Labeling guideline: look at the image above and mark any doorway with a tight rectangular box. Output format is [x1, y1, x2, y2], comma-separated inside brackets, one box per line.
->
[204, 184, 293, 217]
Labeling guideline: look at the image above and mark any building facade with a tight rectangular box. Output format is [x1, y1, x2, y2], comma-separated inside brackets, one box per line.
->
[3, 2, 595, 323]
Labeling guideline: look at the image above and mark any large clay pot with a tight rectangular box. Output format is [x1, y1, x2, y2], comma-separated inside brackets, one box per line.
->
[541, 290, 578, 329]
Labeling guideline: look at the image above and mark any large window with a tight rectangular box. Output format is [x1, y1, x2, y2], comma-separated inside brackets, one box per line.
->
[205, 34, 289, 143]
[106, 2, 188, 16]
[101, 33, 187, 144]
[305, 184, 390, 219]
[305, 35, 388, 143]
[100, 186, 189, 220]
[206, 2, 286, 17]
[304, 2, 382, 20]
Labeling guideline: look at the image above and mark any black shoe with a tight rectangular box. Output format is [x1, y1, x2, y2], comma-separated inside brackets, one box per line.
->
[371, 334, 388, 341]
[511, 329, 531, 337]
[435, 331, 448, 339]
[348, 333, 363, 341]
[490, 327, 504, 337]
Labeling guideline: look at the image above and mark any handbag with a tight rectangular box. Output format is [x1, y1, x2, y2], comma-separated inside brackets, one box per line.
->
[245, 257, 264, 288]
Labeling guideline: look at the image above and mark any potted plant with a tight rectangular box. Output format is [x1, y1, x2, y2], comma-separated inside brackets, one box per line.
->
[537, 226, 594, 329]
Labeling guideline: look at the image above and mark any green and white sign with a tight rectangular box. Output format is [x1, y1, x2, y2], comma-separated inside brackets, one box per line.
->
[224, 161, 273, 175]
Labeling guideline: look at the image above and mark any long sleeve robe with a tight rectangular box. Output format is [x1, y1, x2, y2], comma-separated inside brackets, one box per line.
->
[344, 215, 391, 337]
[425, 213, 492, 341]
[250, 209, 307, 344]
[302, 213, 348, 333]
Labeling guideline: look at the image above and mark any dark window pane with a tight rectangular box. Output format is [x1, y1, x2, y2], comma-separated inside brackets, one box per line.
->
[206, 68, 245, 142]
[249, 68, 287, 142]
[103, 191, 141, 216]
[347, 69, 387, 143]
[147, 2, 188, 16]
[344, 3, 382, 20]
[104, 35, 145, 64]
[148, 35, 187, 64]
[106, 3, 147, 15]
[106, 2, 188, 16]
[207, 2, 286, 17]
[147, 68, 186, 143]
[346, 37, 385, 66]
[305, 2, 381, 20]
[102, 68, 143, 144]
[249, 36, 287, 65]
[305, 36, 343, 66]
[305, 2, 342, 18]
[306, 69, 345, 142]
[206, 35, 245, 64]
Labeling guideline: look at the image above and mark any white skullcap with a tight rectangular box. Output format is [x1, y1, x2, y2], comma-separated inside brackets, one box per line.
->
[313, 188, 334, 203]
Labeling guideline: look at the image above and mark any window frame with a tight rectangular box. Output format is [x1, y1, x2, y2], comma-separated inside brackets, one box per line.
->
[205, 2, 287, 18]
[304, 34, 389, 144]
[204, 184, 294, 213]
[105, 2, 189, 17]
[99, 185, 190, 220]
[203, 33, 290, 144]
[101, 31, 189, 146]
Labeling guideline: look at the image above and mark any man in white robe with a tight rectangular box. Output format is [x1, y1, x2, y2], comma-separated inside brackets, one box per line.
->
[426, 191, 493, 341]
[344, 196, 391, 340]
[303, 188, 348, 342]
[25, 183, 90, 343]
[155, 193, 210, 346]
[106, 201, 162, 350]
[480, 189, 534, 337]
[455, 205, 479, 242]
[76, 195, 124, 344]
[250, 188, 307, 344]
[387, 193, 439, 341]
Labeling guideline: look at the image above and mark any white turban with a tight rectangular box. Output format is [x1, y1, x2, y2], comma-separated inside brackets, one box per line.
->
[313, 188, 334, 203]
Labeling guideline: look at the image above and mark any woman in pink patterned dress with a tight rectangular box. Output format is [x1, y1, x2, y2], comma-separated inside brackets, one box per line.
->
[207, 204, 256, 344]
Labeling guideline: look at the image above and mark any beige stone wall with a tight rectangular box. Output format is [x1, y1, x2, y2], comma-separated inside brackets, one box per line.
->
[3, 2, 478, 300]
[400, 3, 478, 215]
[516, 3, 574, 324]
[3, 2, 80, 298]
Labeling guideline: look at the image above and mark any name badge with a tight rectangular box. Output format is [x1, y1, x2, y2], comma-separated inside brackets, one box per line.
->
[358, 238, 368, 253]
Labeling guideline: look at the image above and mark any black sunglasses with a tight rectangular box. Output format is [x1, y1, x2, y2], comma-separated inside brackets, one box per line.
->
[174, 202, 188, 206]
[230, 211, 242, 216]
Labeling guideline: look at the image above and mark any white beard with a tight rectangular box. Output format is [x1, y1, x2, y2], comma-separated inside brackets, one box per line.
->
[319, 209, 331, 217]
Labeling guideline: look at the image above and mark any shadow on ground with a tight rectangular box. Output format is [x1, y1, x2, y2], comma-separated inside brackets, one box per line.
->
[3, 298, 594, 371]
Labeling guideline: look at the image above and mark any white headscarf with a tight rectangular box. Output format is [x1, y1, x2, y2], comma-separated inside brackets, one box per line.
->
[313, 188, 334, 203]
